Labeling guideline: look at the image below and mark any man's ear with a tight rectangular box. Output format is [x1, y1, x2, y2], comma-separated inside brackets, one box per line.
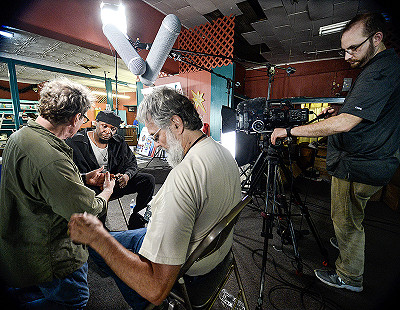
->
[373, 31, 384, 46]
[71, 113, 81, 127]
[171, 115, 184, 134]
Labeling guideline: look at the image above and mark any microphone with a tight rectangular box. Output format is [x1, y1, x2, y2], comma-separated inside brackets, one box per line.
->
[140, 14, 181, 86]
[102, 23, 146, 76]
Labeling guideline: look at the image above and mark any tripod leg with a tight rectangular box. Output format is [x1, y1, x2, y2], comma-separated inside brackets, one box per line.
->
[256, 160, 274, 310]
[256, 210, 274, 310]
[301, 206, 330, 266]
[286, 217, 303, 273]
[275, 169, 303, 274]
[280, 162, 330, 266]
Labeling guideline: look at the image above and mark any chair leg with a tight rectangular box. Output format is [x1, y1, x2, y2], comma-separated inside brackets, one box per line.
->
[177, 277, 193, 310]
[117, 198, 129, 229]
[233, 256, 249, 310]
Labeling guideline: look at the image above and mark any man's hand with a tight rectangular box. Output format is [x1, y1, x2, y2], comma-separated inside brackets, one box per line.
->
[103, 171, 116, 193]
[85, 166, 105, 186]
[271, 128, 287, 145]
[68, 212, 107, 246]
[115, 173, 129, 188]
[319, 106, 339, 118]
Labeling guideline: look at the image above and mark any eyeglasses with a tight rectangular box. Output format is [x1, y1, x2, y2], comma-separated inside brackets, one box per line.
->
[81, 114, 90, 124]
[339, 33, 375, 56]
[149, 127, 161, 142]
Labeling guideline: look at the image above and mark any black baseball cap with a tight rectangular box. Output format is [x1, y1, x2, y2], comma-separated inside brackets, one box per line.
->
[95, 110, 122, 128]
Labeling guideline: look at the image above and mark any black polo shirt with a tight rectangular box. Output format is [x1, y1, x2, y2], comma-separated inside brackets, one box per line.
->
[326, 48, 400, 186]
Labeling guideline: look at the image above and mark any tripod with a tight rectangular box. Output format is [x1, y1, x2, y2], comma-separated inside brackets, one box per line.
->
[243, 136, 329, 310]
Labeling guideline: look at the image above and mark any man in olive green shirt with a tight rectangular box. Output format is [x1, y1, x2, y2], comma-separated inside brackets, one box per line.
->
[0, 78, 115, 309]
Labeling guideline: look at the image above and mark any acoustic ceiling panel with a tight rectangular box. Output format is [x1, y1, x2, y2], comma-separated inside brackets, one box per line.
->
[186, 0, 217, 15]
[263, 6, 289, 28]
[251, 19, 275, 37]
[241, 31, 265, 45]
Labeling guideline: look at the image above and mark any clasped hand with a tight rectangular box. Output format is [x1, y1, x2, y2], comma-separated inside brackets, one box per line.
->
[68, 212, 105, 245]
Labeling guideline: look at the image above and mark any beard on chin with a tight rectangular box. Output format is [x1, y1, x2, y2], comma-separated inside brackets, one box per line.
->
[165, 129, 184, 168]
[98, 137, 110, 144]
[349, 42, 376, 68]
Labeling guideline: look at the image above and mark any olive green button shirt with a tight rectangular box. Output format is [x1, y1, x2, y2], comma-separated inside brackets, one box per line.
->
[0, 120, 107, 287]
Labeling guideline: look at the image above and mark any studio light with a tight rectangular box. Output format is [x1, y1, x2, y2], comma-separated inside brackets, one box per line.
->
[100, 1, 127, 35]
[319, 20, 349, 36]
[221, 131, 236, 159]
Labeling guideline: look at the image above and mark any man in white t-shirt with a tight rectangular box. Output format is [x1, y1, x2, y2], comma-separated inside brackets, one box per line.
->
[66, 110, 155, 230]
[68, 88, 241, 309]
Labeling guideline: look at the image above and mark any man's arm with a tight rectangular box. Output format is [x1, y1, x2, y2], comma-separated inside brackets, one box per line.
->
[271, 113, 362, 145]
[68, 213, 180, 305]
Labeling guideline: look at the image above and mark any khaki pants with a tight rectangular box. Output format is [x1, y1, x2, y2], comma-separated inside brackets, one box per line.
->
[331, 176, 382, 286]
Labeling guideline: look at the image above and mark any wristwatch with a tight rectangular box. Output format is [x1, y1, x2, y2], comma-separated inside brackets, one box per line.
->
[286, 126, 293, 137]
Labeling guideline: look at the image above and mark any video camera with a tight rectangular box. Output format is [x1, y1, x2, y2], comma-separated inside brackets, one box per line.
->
[236, 98, 309, 134]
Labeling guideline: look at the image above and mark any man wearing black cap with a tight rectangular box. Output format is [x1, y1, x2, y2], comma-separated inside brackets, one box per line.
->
[66, 110, 155, 230]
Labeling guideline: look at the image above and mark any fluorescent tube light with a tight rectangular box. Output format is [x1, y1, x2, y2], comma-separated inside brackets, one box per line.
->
[319, 20, 349, 36]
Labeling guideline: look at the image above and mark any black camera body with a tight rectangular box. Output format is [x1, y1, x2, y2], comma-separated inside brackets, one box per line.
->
[236, 98, 309, 134]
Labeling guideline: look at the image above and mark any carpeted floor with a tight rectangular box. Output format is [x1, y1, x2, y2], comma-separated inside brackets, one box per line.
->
[86, 156, 400, 310]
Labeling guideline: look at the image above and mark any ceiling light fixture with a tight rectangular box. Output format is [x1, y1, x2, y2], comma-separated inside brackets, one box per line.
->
[319, 20, 349, 36]
[100, 1, 127, 35]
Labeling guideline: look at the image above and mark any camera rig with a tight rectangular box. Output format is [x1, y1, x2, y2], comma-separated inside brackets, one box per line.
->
[236, 98, 309, 134]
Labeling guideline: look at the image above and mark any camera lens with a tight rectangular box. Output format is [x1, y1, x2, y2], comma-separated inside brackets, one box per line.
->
[252, 120, 265, 132]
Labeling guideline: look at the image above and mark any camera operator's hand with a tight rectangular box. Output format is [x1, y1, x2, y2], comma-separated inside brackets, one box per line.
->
[319, 106, 339, 118]
[271, 128, 287, 145]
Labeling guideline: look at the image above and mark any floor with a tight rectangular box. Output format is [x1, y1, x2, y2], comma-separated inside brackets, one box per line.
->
[85, 156, 400, 310]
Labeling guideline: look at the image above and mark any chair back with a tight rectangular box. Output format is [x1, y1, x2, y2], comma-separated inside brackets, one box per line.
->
[178, 195, 252, 278]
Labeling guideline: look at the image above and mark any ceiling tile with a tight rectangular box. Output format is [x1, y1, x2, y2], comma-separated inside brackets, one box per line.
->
[258, 0, 284, 11]
[282, 0, 308, 15]
[185, 0, 217, 15]
[242, 31, 265, 45]
[294, 28, 312, 42]
[166, 0, 190, 11]
[251, 19, 275, 37]
[273, 25, 296, 41]
[180, 15, 209, 29]
[288, 11, 312, 32]
[146, 1, 176, 15]
[264, 6, 289, 27]
[212, 2, 242, 17]
[333, 1, 358, 20]
[177, 5, 199, 19]
[308, 0, 334, 21]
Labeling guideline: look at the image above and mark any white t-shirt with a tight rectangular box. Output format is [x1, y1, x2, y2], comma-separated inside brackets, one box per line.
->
[88, 131, 108, 170]
[139, 137, 241, 276]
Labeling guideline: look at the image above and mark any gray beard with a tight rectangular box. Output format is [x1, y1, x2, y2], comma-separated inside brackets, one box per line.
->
[165, 129, 184, 168]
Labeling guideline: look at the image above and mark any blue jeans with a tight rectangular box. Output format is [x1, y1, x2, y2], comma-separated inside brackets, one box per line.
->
[89, 228, 148, 310]
[7, 263, 89, 309]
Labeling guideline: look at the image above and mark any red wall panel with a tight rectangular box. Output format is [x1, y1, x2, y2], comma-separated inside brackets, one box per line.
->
[243, 58, 361, 99]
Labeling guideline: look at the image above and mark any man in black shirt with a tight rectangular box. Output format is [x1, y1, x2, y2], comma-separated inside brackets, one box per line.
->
[271, 13, 400, 292]
[66, 110, 155, 230]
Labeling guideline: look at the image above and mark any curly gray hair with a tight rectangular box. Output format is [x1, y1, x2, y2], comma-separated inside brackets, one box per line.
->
[137, 87, 202, 130]
[38, 77, 94, 125]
